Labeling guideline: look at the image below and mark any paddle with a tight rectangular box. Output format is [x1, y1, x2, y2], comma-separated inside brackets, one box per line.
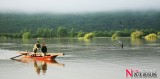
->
[11, 50, 31, 60]
[10, 54, 23, 60]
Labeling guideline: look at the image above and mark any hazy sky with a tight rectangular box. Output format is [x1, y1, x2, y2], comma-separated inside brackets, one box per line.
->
[0, 0, 160, 13]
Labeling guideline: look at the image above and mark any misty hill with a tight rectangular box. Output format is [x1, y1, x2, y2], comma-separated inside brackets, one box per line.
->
[0, 11, 160, 33]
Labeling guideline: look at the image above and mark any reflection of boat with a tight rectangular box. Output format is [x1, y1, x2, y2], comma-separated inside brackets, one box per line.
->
[13, 51, 65, 67]
[15, 57, 65, 67]
[15, 57, 64, 75]
[34, 60, 47, 75]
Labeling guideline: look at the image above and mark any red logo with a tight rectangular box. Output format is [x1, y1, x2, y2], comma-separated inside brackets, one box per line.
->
[125, 69, 157, 78]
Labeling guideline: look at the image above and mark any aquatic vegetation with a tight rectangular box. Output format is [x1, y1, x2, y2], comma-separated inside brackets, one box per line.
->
[111, 34, 119, 40]
[145, 33, 158, 41]
[131, 31, 143, 39]
[84, 32, 95, 39]
[111, 32, 120, 40]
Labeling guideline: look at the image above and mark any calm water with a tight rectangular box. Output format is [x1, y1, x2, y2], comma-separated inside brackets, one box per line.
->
[0, 37, 160, 79]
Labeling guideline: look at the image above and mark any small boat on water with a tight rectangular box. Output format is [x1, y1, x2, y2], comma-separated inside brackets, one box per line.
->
[11, 51, 65, 61]
[23, 55, 57, 61]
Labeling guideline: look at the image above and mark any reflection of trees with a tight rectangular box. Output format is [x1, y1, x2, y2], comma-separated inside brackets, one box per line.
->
[83, 39, 91, 45]
[77, 38, 93, 49]
[78, 38, 92, 46]
[131, 38, 143, 46]
[22, 38, 30, 44]
[145, 38, 157, 42]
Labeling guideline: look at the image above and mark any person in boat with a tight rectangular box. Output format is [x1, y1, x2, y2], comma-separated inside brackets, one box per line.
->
[33, 41, 41, 56]
[41, 43, 47, 57]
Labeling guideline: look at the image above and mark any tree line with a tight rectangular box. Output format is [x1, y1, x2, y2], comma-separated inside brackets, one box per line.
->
[0, 11, 160, 39]
[0, 27, 159, 39]
[0, 11, 160, 33]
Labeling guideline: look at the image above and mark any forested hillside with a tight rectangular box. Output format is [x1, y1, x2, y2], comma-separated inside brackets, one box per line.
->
[0, 11, 160, 33]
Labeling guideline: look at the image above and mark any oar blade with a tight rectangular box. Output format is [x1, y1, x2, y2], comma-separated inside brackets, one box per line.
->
[10, 54, 23, 60]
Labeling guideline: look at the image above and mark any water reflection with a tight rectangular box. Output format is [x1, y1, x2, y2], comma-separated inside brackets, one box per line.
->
[77, 37, 92, 45]
[22, 39, 30, 44]
[14, 58, 64, 75]
[34, 60, 47, 75]
[131, 38, 143, 46]
[0, 38, 160, 79]
[145, 38, 157, 42]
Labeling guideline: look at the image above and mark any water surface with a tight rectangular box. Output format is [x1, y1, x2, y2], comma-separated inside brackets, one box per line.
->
[0, 37, 160, 79]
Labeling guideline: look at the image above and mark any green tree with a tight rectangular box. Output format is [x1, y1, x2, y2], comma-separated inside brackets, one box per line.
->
[12, 33, 21, 38]
[145, 33, 158, 39]
[57, 27, 68, 37]
[84, 32, 95, 39]
[69, 28, 74, 37]
[37, 27, 54, 38]
[111, 31, 120, 40]
[157, 32, 160, 36]
[131, 31, 143, 39]
[0, 36, 7, 40]
[78, 30, 85, 37]
[22, 32, 31, 39]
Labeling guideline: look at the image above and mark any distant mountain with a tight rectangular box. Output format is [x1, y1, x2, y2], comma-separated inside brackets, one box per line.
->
[0, 11, 160, 33]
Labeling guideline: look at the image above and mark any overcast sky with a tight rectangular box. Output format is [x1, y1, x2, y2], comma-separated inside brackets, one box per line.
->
[0, 0, 160, 13]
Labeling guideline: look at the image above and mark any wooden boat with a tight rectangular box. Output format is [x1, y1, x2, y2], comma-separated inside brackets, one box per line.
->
[12, 51, 65, 61]
[23, 55, 57, 61]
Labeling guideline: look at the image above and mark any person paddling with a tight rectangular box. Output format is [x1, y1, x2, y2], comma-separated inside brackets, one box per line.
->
[33, 41, 41, 56]
[41, 43, 47, 57]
